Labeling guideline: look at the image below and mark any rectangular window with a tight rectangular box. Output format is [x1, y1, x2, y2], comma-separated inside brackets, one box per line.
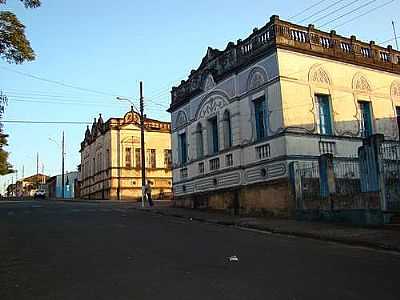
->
[254, 96, 267, 140]
[256, 144, 270, 160]
[164, 149, 172, 169]
[150, 149, 156, 169]
[316, 94, 333, 135]
[209, 117, 219, 154]
[125, 148, 132, 168]
[210, 158, 220, 171]
[359, 101, 373, 137]
[198, 162, 204, 174]
[225, 154, 233, 167]
[179, 132, 187, 164]
[135, 148, 141, 168]
[396, 107, 400, 138]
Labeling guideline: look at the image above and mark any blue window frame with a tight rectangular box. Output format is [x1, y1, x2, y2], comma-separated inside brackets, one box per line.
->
[178, 132, 187, 164]
[209, 117, 219, 154]
[316, 95, 333, 135]
[254, 96, 267, 140]
[359, 101, 373, 137]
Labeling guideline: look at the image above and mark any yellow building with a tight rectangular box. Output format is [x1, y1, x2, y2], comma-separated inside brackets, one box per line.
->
[168, 15, 400, 216]
[80, 110, 172, 200]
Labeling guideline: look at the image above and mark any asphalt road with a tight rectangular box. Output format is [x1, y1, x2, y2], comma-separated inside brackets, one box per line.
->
[1, 200, 399, 300]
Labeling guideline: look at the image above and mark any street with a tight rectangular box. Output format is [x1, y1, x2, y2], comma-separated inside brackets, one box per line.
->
[1, 201, 399, 300]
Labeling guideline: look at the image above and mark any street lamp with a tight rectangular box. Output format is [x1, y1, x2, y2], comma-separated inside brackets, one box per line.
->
[116, 82, 146, 207]
[49, 132, 65, 199]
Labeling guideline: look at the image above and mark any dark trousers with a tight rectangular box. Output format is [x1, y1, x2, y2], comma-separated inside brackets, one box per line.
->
[147, 193, 154, 207]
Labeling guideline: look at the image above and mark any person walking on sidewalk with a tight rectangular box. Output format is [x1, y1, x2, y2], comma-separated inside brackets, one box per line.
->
[144, 180, 154, 207]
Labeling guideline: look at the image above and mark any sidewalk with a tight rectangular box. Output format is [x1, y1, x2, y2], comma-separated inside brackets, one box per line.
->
[138, 205, 400, 253]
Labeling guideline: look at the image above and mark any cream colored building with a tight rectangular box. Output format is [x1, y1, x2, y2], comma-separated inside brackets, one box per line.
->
[168, 15, 400, 216]
[80, 110, 172, 200]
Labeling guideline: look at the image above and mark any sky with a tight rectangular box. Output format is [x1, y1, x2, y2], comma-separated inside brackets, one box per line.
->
[0, 0, 399, 191]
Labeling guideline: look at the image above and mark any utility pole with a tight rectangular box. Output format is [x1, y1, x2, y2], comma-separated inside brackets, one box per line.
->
[22, 165, 24, 179]
[140, 81, 146, 208]
[36, 152, 39, 188]
[392, 21, 399, 50]
[62, 131, 65, 199]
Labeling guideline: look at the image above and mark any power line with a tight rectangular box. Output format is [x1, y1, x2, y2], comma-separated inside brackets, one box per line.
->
[320, 0, 378, 27]
[0, 66, 122, 97]
[289, 0, 331, 20]
[333, 0, 396, 28]
[312, 0, 363, 24]
[299, 0, 348, 23]
[1, 120, 91, 124]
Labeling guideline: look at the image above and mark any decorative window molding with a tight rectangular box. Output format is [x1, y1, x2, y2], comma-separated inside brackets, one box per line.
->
[309, 64, 331, 86]
[175, 111, 188, 128]
[352, 73, 372, 93]
[247, 66, 268, 91]
[196, 93, 229, 120]
[391, 81, 400, 100]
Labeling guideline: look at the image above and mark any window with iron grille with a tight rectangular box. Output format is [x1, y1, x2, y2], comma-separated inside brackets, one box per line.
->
[198, 162, 204, 174]
[319, 141, 336, 154]
[210, 158, 220, 171]
[225, 154, 233, 167]
[256, 144, 270, 159]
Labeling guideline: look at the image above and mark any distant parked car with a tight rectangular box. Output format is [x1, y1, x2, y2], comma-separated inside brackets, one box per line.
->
[34, 190, 46, 199]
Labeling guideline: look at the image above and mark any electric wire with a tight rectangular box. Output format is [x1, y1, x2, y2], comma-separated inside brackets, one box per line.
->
[299, 0, 348, 23]
[289, 0, 331, 20]
[333, 0, 396, 28]
[320, 0, 378, 27]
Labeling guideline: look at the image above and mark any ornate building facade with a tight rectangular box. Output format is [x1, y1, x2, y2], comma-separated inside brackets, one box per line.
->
[80, 110, 172, 200]
[168, 15, 400, 216]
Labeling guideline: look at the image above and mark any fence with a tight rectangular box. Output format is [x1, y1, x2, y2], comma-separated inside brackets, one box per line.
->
[293, 135, 399, 212]
[381, 142, 400, 210]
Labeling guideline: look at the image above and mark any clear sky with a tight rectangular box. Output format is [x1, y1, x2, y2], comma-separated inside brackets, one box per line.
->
[0, 0, 398, 191]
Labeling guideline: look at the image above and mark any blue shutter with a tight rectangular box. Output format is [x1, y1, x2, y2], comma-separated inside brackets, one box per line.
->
[179, 133, 187, 163]
[255, 97, 266, 140]
[359, 102, 373, 137]
[318, 95, 332, 135]
[211, 118, 219, 153]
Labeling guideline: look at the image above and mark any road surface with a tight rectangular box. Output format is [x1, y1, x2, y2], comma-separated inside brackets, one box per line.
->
[1, 200, 399, 299]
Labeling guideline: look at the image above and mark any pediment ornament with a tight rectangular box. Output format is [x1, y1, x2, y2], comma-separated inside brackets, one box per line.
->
[204, 74, 216, 91]
[355, 76, 371, 92]
[310, 67, 331, 85]
[176, 111, 188, 128]
[391, 81, 400, 99]
[198, 96, 228, 119]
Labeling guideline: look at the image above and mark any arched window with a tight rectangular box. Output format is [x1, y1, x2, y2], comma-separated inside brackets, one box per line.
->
[196, 123, 204, 159]
[223, 110, 232, 148]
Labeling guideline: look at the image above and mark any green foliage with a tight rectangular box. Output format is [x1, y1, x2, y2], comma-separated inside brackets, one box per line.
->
[0, 93, 12, 175]
[0, 1, 41, 176]
[0, 0, 41, 64]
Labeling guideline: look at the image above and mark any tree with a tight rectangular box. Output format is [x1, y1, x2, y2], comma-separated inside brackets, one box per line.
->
[0, 1, 41, 175]
[0, 0, 41, 64]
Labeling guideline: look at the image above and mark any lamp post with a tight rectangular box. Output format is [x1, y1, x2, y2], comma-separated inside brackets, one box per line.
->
[116, 82, 146, 207]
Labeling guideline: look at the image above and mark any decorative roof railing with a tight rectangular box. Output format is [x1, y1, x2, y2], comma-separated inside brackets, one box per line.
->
[170, 15, 400, 111]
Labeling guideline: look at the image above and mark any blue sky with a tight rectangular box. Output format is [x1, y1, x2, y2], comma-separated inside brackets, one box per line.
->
[0, 0, 398, 191]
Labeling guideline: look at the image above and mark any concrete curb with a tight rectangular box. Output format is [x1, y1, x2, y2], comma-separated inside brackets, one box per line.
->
[139, 208, 400, 254]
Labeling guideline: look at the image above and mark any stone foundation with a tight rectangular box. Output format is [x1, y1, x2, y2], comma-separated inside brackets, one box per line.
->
[174, 179, 292, 217]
